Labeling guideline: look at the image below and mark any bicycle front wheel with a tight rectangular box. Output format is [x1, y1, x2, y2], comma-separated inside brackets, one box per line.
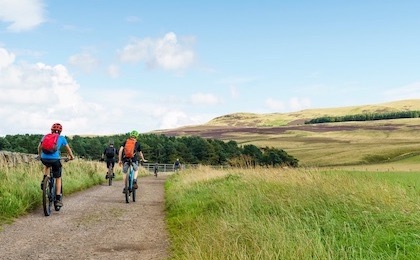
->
[42, 176, 53, 216]
[125, 176, 130, 203]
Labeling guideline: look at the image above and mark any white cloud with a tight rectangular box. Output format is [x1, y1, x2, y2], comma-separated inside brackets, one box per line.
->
[118, 32, 195, 71]
[68, 52, 99, 73]
[265, 97, 311, 112]
[0, 47, 107, 135]
[265, 98, 286, 111]
[150, 106, 213, 130]
[190, 93, 221, 105]
[384, 82, 420, 100]
[230, 85, 239, 98]
[0, 48, 15, 69]
[107, 64, 119, 78]
[289, 97, 311, 111]
[0, 46, 210, 136]
[125, 16, 140, 23]
[0, 0, 45, 32]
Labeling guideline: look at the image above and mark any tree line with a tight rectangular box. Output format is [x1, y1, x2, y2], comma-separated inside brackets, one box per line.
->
[305, 110, 420, 124]
[0, 133, 298, 167]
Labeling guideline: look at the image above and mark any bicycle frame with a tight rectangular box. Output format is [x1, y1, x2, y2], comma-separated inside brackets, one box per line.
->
[42, 157, 69, 216]
[125, 160, 136, 203]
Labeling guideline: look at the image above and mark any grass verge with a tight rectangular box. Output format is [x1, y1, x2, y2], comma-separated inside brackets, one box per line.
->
[165, 166, 420, 259]
[0, 159, 115, 227]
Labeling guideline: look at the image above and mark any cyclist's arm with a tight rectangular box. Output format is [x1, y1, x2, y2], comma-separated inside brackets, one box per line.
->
[139, 151, 146, 161]
[65, 144, 75, 160]
[118, 146, 124, 165]
[37, 142, 42, 156]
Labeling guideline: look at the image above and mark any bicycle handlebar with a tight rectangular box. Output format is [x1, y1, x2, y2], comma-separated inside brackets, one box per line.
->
[34, 155, 73, 162]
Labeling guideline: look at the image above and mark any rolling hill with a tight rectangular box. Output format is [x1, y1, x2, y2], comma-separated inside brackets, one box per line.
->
[155, 99, 420, 167]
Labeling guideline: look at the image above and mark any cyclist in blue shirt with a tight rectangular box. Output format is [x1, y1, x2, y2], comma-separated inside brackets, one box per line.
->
[37, 123, 75, 207]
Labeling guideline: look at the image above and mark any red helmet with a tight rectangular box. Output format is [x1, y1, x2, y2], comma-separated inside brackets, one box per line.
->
[51, 123, 63, 133]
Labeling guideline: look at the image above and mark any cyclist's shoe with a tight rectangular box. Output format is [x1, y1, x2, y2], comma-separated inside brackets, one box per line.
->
[112, 173, 115, 178]
[40, 175, 47, 190]
[105, 173, 109, 179]
[54, 200, 63, 207]
[122, 188, 127, 194]
[133, 180, 138, 189]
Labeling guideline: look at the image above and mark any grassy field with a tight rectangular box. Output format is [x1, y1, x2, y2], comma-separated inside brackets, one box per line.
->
[0, 159, 104, 226]
[165, 166, 420, 259]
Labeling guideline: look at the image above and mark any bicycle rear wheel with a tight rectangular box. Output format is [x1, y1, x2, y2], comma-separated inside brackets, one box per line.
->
[42, 176, 53, 216]
[108, 165, 113, 186]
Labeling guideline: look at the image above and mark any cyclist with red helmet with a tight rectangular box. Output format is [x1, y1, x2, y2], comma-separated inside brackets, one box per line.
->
[37, 123, 75, 207]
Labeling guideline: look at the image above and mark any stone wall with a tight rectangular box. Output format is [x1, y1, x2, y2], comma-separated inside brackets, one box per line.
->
[0, 151, 37, 167]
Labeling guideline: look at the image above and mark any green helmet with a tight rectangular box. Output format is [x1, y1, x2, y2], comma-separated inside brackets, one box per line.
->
[130, 130, 139, 138]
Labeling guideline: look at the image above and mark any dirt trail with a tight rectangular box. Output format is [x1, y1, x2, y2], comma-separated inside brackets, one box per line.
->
[0, 174, 170, 260]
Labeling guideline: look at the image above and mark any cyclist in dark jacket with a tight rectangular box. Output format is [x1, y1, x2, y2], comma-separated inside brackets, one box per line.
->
[102, 141, 117, 179]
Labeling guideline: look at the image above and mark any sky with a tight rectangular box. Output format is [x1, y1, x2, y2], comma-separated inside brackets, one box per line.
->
[1, 0, 420, 136]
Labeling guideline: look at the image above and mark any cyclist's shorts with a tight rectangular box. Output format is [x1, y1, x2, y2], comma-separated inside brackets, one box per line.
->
[122, 161, 139, 174]
[106, 159, 115, 168]
[41, 159, 62, 178]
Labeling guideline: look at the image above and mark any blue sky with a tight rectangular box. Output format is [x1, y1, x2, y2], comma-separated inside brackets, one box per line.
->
[1, 0, 420, 136]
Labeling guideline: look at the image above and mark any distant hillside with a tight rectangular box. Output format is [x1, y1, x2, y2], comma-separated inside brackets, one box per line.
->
[154, 99, 420, 167]
[206, 99, 420, 127]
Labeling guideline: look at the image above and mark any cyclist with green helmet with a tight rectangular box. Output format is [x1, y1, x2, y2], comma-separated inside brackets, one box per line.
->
[118, 130, 147, 193]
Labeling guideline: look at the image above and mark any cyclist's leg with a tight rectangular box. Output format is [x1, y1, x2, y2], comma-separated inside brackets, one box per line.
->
[132, 162, 139, 189]
[133, 161, 139, 179]
[122, 161, 129, 193]
[50, 160, 62, 194]
[40, 159, 52, 189]
[111, 160, 115, 177]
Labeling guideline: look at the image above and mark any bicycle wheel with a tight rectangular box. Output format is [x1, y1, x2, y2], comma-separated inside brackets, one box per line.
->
[108, 165, 113, 186]
[132, 180, 136, 202]
[42, 176, 53, 216]
[125, 174, 130, 203]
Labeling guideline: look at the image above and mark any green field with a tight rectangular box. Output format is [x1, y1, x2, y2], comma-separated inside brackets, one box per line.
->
[165, 166, 420, 259]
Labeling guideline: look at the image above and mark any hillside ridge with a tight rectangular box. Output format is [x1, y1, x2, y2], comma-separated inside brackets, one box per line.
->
[205, 99, 420, 127]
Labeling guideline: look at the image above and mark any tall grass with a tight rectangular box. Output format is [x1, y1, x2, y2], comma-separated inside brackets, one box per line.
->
[165, 166, 420, 259]
[0, 159, 110, 226]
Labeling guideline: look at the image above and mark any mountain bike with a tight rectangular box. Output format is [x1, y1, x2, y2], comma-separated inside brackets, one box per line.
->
[125, 159, 136, 203]
[154, 164, 158, 178]
[106, 160, 115, 186]
[42, 157, 70, 216]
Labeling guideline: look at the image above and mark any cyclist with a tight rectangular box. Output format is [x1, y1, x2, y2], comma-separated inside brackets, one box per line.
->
[118, 130, 147, 193]
[154, 162, 159, 177]
[102, 140, 117, 179]
[173, 158, 181, 172]
[38, 123, 75, 207]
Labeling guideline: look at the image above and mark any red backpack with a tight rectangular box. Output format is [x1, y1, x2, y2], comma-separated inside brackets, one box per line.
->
[41, 133, 59, 154]
[124, 138, 136, 158]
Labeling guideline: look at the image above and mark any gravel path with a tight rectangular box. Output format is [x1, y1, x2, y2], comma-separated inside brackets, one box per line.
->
[0, 174, 170, 260]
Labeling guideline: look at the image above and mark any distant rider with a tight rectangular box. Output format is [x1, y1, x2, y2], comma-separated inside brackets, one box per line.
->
[102, 140, 117, 179]
[118, 130, 147, 193]
[154, 162, 159, 177]
[173, 158, 181, 172]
